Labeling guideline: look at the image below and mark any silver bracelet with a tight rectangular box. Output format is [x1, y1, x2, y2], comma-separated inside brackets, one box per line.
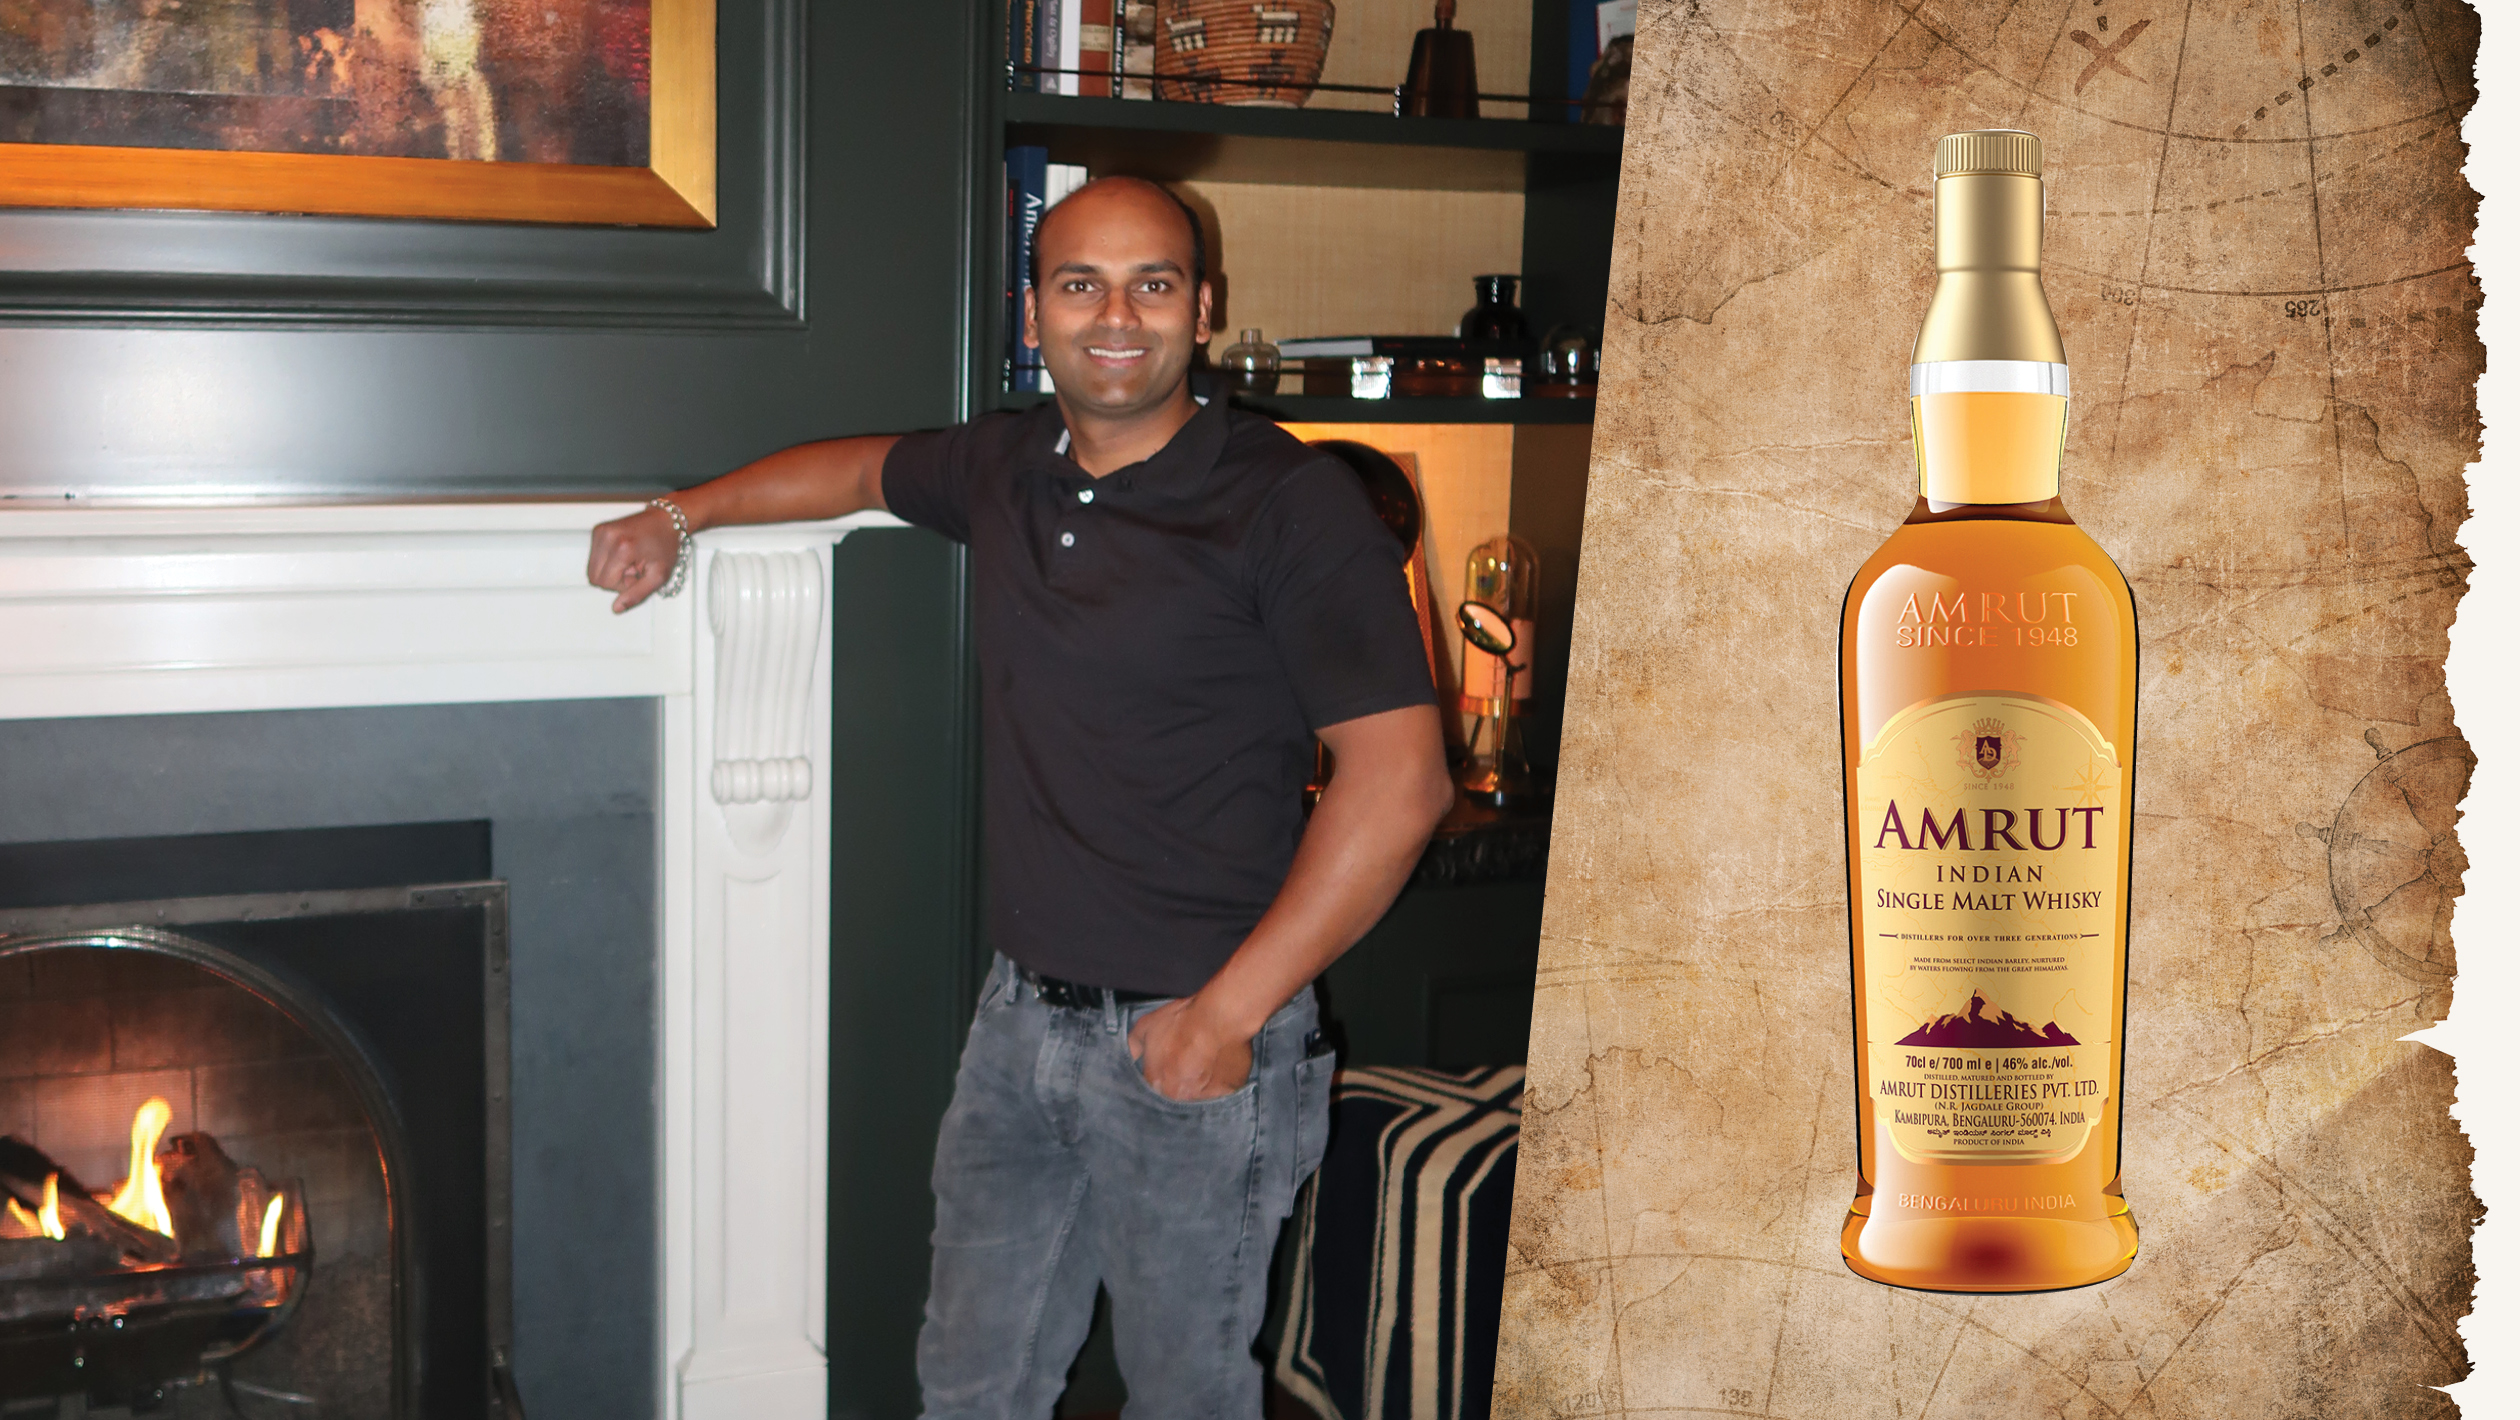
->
[649, 497, 693, 599]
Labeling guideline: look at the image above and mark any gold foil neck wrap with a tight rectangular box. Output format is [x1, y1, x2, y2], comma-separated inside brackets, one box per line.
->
[1936, 129, 2043, 178]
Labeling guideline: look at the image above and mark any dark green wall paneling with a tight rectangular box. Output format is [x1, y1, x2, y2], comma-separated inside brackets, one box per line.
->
[827, 529, 978, 1420]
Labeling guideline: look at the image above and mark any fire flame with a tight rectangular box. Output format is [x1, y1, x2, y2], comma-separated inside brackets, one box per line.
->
[4, 1175, 66, 1240]
[104, 1096, 175, 1237]
[9, 1103, 300, 1266]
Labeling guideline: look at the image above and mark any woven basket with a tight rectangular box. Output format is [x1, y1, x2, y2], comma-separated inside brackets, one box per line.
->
[1153, 0, 1336, 107]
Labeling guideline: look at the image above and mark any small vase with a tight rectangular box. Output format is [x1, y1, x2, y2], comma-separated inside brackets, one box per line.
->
[1219, 328, 1281, 395]
[1458, 274, 1531, 347]
[1398, 0, 1478, 118]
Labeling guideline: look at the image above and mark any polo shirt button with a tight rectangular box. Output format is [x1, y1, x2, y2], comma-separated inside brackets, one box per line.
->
[1060, 531, 1076, 548]
[1078, 488, 1095, 504]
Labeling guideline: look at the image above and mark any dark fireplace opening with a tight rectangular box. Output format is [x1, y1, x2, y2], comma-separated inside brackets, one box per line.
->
[0, 824, 513, 1419]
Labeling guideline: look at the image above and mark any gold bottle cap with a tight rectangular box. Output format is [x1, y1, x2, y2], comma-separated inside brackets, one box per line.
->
[1912, 128, 2063, 367]
[1934, 130, 2042, 179]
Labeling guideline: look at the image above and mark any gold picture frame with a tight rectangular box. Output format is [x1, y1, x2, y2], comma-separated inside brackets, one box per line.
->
[0, 0, 715, 228]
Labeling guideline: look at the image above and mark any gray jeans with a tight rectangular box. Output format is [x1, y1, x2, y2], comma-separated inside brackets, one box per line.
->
[917, 954, 1335, 1418]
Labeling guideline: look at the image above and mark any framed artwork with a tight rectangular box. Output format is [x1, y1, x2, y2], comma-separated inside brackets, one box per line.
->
[0, 0, 713, 227]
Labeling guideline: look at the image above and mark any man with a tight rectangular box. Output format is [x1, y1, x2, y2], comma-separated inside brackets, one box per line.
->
[588, 177, 1453, 1415]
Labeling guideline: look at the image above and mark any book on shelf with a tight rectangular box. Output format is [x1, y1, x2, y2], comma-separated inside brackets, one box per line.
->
[1039, 0, 1065, 94]
[1120, 2, 1152, 98]
[1028, 0, 1058, 93]
[1007, 0, 1039, 92]
[1006, 145, 1046, 392]
[1078, 0, 1114, 98]
[1014, 0, 1112, 96]
[1006, 151, 1090, 394]
[1565, 5, 1598, 117]
[1055, 0, 1081, 96]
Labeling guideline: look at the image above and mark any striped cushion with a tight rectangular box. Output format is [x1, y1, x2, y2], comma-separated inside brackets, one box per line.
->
[1272, 1065, 1524, 1420]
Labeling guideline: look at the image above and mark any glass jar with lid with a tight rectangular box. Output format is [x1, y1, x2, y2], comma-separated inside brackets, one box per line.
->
[1218, 329, 1281, 395]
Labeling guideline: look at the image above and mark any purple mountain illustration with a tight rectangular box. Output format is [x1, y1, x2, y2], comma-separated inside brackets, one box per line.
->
[1897, 989, 2080, 1049]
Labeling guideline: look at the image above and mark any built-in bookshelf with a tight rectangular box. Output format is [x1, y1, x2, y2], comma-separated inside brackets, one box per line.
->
[970, 0, 1622, 428]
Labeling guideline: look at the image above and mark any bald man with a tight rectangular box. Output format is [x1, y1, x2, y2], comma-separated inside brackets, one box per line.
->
[589, 177, 1452, 1415]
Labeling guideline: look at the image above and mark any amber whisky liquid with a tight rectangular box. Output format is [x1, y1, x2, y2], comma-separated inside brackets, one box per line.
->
[1839, 131, 2138, 1292]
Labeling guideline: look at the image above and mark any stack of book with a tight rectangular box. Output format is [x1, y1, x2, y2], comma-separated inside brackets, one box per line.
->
[1005, 148, 1091, 394]
[1006, 0, 1120, 96]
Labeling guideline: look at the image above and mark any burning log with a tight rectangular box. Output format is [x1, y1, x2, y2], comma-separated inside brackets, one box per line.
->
[0, 1148, 121, 1284]
[0, 1133, 179, 1267]
[0, 1135, 90, 1199]
[158, 1131, 245, 1262]
[0, 1128, 310, 1335]
[0, 1233, 123, 1284]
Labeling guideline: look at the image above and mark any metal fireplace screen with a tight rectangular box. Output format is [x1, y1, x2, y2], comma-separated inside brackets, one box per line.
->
[0, 881, 511, 1419]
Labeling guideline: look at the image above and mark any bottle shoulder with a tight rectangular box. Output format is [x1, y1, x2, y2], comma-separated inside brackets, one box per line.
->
[1839, 506, 2138, 749]
[1849, 509, 2131, 604]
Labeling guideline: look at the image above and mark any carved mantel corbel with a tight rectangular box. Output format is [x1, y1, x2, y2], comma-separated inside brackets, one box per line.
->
[705, 549, 825, 859]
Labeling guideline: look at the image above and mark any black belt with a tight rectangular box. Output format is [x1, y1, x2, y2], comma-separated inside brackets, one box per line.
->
[1019, 965, 1166, 1010]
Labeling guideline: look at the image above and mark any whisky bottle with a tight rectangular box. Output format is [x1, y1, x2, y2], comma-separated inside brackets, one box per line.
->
[1838, 130, 2140, 1291]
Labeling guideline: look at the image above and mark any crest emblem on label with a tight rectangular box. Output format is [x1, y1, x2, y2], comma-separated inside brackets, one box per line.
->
[1958, 715, 2021, 779]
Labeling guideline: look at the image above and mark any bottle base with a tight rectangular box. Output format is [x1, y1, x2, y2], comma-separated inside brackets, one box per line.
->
[1840, 1210, 2137, 1293]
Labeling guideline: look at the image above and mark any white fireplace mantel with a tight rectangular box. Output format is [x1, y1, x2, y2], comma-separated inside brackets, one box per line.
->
[0, 498, 887, 1420]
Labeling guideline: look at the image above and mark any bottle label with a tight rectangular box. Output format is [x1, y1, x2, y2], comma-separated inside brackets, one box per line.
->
[1855, 691, 2123, 1166]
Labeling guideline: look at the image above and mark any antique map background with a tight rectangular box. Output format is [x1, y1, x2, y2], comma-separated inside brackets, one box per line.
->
[1500, 1, 2481, 1416]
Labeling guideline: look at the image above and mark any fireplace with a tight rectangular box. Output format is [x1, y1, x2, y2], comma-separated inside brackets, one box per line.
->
[0, 501, 862, 1420]
[0, 825, 510, 1417]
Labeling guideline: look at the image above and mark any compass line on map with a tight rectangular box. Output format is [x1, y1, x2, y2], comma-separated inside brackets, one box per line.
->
[1897, 1, 2447, 147]
[2228, 8, 2407, 138]
[2397, 0, 2463, 119]
[2059, 122, 2453, 217]
[1985, 0, 2032, 50]
[2046, 258, 2473, 301]
[1572, 975, 1629, 1419]
[2102, 0, 2194, 475]
[2293, 0, 2353, 559]
[2010, 1, 2082, 129]
[1777, 12, 1915, 182]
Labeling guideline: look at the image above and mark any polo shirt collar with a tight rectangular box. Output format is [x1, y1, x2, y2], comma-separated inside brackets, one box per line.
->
[1041, 396, 1230, 493]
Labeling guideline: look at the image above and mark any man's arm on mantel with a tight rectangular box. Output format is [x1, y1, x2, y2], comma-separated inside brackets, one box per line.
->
[1130, 702, 1455, 1101]
[586, 433, 901, 613]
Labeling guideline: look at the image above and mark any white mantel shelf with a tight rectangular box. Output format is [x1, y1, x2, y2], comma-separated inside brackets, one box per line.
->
[0, 498, 897, 1420]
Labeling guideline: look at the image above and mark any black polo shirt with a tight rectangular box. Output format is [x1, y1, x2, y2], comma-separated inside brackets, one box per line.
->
[881, 398, 1435, 996]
